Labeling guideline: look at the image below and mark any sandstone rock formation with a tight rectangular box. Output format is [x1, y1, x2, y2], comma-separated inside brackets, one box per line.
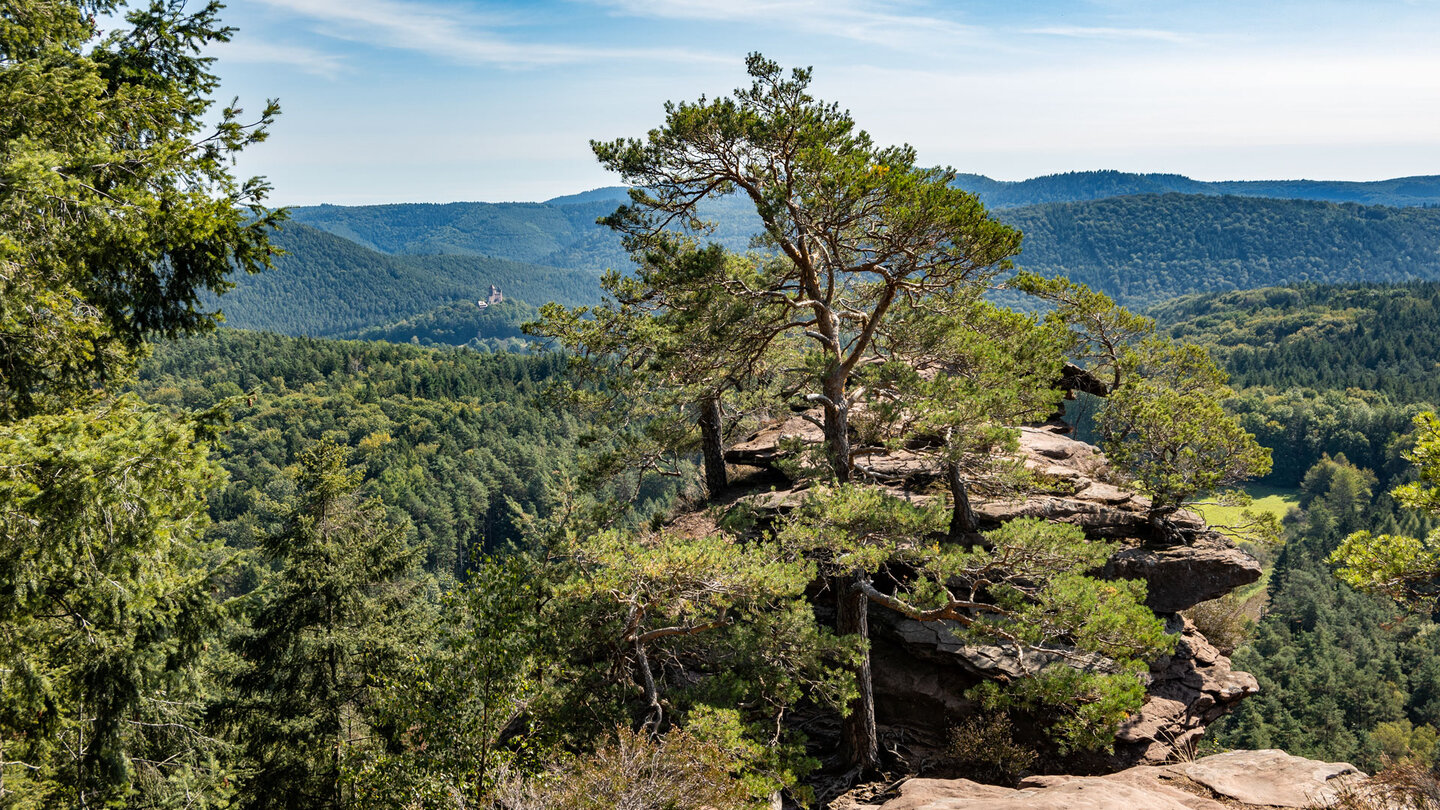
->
[847, 750, 1363, 809]
[723, 418, 1263, 767]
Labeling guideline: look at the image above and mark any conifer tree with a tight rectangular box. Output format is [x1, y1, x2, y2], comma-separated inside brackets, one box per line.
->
[529, 241, 794, 497]
[777, 486, 1173, 771]
[0, 1, 279, 803]
[223, 440, 422, 810]
[592, 54, 1022, 484]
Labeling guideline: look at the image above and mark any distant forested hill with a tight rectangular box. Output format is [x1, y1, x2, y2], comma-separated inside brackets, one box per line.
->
[484, 171, 1440, 212]
[1153, 283, 1440, 403]
[337, 298, 537, 352]
[259, 188, 1440, 341]
[214, 223, 597, 337]
[288, 199, 627, 270]
[1149, 282, 1440, 487]
[288, 193, 762, 274]
[953, 170, 1440, 209]
[1005, 195, 1440, 306]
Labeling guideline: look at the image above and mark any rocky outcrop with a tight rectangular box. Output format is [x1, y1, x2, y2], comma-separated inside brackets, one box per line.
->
[865, 612, 1258, 770]
[1114, 616, 1260, 766]
[724, 418, 1263, 768]
[730, 423, 1261, 614]
[850, 750, 1363, 809]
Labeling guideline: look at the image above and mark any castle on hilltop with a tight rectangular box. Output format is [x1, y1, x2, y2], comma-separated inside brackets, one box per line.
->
[477, 285, 503, 308]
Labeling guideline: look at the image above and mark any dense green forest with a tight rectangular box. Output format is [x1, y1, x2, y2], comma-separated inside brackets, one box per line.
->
[1007, 194, 1440, 306]
[12, 2, 1440, 804]
[288, 198, 627, 268]
[1210, 457, 1440, 771]
[1152, 282, 1440, 772]
[1148, 283, 1440, 488]
[953, 170, 1440, 209]
[1154, 283, 1440, 403]
[338, 298, 539, 351]
[271, 193, 1440, 342]
[213, 223, 597, 336]
[288, 193, 764, 274]
[130, 330, 667, 578]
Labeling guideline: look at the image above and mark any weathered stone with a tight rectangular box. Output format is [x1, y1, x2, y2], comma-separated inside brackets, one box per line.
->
[870, 751, 1366, 809]
[874, 774, 1217, 810]
[1178, 749, 1363, 808]
[725, 411, 824, 466]
[715, 417, 1263, 766]
[1105, 544, 1262, 613]
[1114, 616, 1259, 767]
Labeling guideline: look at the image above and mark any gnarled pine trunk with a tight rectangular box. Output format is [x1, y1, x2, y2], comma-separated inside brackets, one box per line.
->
[836, 575, 878, 772]
[822, 373, 851, 483]
[947, 460, 979, 541]
[697, 394, 728, 497]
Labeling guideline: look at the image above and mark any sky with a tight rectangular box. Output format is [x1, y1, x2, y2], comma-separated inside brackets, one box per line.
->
[201, 0, 1440, 205]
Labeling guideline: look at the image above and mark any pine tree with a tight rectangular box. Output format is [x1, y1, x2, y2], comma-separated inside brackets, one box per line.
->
[592, 54, 1022, 485]
[223, 440, 421, 810]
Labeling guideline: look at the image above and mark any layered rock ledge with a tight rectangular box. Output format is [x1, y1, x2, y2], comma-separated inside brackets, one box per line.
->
[722, 418, 1264, 765]
[847, 749, 1363, 809]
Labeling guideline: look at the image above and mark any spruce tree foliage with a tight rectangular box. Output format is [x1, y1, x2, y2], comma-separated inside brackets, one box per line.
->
[349, 555, 544, 809]
[592, 53, 1023, 484]
[0, 0, 281, 418]
[223, 439, 422, 810]
[0, 1, 279, 804]
[0, 399, 229, 807]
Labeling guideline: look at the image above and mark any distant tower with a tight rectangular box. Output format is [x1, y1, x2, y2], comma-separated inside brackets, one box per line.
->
[487, 285, 504, 305]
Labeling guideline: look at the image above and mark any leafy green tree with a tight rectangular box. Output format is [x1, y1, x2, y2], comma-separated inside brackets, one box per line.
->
[593, 54, 1022, 484]
[1010, 271, 1153, 395]
[222, 440, 423, 810]
[350, 556, 544, 809]
[866, 296, 1067, 538]
[1097, 340, 1272, 534]
[529, 241, 793, 497]
[777, 486, 1173, 770]
[1333, 412, 1440, 608]
[540, 524, 853, 798]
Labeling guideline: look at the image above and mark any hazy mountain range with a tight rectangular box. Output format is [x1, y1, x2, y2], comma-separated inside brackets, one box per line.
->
[216, 170, 1440, 344]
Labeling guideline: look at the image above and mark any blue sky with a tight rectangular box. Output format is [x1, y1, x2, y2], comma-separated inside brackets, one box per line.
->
[205, 0, 1440, 205]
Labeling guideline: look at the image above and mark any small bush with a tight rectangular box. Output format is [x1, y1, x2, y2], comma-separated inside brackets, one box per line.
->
[1324, 763, 1440, 810]
[489, 727, 760, 810]
[1183, 592, 1257, 656]
[941, 714, 1038, 786]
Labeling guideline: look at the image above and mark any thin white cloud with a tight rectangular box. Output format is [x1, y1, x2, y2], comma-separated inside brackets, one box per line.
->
[215, 39, 348, 78]
[1023, 25, 1188, 43]
[253, 0, 725, 67]
[833, 47, 1440, 157]
[589, 0, 982, 48]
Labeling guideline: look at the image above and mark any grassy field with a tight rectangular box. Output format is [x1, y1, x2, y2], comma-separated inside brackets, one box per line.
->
[1192, 483, 1301, 529]
[1190, 484, 1300, 602]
